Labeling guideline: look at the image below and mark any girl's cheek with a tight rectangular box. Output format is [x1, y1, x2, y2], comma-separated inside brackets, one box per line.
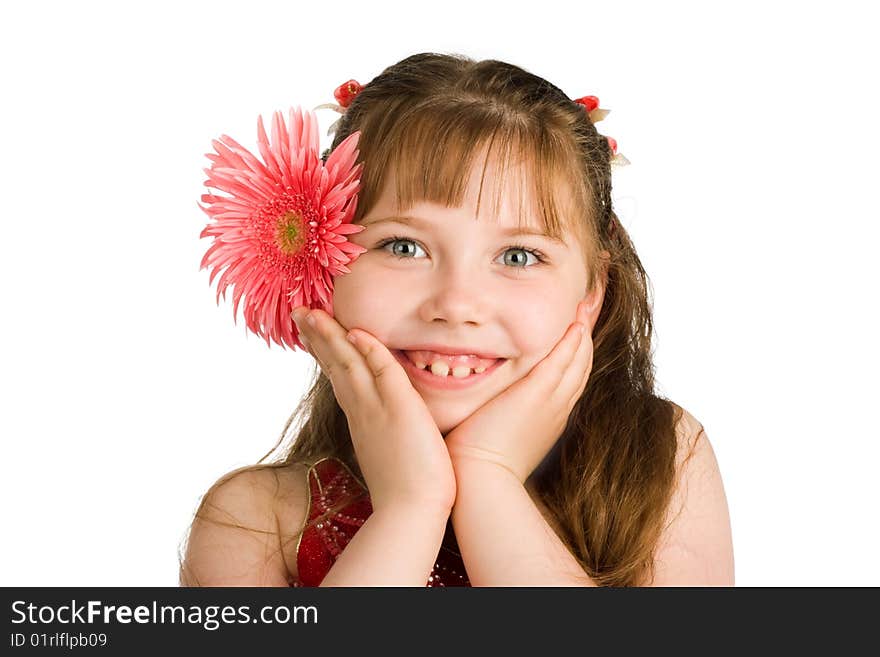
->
[512, 304, 560, 345]
[332, 276, 393, 333]
[334, 265, 569, 353]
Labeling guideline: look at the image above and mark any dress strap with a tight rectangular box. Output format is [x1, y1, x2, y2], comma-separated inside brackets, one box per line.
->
[291, 456, 471, 587]
[294, 457, 372, 586]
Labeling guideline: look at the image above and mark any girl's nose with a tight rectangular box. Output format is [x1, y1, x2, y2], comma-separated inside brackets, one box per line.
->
[418, 266, 491, 326]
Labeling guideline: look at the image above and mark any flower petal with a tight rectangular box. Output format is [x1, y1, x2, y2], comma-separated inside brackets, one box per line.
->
[199, 108, 366, 350]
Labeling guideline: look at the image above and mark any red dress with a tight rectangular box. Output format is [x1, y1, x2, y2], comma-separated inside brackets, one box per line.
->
[290, 457, 470, 587]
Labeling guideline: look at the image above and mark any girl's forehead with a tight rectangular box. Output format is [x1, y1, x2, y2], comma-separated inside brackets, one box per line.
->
[370, 154, 577, 232]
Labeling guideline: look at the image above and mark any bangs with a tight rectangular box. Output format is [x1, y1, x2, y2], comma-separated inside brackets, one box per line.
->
[353, 102, 592, 245]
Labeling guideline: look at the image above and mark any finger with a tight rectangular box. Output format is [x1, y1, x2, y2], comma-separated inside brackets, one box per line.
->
[345, 328, 416, 409]
[577, 301, 596, 390]
[292, 310, 324, 365]
[548, 301, 588, 401]
[532, 320, 586, 397]
[560, 301, 594, 399]
[292, 308, 381, 412]
[291, 307, 331, 372]
[561, 324, 593, 407]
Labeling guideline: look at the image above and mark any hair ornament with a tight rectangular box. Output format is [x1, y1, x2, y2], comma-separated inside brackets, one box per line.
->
[313, 79, 364, 137]
[573, 95, 631, 168]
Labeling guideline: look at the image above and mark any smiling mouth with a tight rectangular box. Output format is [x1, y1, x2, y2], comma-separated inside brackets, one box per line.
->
[398, 350, 504, 377]
[392, 350, 508, 388]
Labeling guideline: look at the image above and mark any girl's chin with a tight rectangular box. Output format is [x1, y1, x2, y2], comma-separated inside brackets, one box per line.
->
[426, 410, 464, 438]
[437, 419, 459, 438]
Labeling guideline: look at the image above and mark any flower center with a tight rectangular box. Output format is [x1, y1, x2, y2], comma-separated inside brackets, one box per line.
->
[276, 210, 306, 254]
[250, 192, 320, 275]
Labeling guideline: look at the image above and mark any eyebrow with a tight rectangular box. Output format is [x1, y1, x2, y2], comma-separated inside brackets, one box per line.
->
[360, 215, 567, 245]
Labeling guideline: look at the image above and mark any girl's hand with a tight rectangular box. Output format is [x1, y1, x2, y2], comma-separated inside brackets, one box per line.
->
[443, 300, 594, 484]
[292, 308, 456, 515]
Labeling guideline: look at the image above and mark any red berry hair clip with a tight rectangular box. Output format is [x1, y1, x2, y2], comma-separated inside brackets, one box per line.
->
[313, 79, 364, 137]
[573, 95, 630, 167]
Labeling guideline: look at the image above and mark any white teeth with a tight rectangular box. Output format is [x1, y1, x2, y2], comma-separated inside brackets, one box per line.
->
[403, 352, 494, 378]
[426, 361, 478, 378]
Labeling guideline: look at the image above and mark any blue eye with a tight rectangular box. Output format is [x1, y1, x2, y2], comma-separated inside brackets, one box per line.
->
[375, 235, 548, 268]
[378, 236, 424, 259]
[501, 247, 543, 268]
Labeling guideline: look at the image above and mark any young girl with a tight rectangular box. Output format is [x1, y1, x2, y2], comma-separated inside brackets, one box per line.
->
[180, 52, 734, 587]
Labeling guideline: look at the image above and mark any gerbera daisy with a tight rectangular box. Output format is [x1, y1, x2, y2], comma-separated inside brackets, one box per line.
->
[198, 106, 366, 351]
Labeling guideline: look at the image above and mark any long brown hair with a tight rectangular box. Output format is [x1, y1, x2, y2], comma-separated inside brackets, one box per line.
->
[182, 52, 693, 587]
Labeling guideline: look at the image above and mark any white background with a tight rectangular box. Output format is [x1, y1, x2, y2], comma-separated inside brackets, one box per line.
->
[1, 0, 877, 586]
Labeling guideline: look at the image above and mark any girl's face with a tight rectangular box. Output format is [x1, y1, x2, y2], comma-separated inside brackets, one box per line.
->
[332, 159, 606, 436]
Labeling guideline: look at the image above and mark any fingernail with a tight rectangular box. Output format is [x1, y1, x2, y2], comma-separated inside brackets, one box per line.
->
[306, 313, 316, 327]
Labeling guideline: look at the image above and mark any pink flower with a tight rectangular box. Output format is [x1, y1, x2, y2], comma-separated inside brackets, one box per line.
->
[198, 107, 366, 351]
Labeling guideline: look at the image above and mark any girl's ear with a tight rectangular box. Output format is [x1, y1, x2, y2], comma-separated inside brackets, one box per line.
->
[583, 250, 610, 332]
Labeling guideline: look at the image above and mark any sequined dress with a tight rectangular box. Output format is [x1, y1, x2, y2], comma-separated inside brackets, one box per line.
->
[289, 457, 470, 587]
